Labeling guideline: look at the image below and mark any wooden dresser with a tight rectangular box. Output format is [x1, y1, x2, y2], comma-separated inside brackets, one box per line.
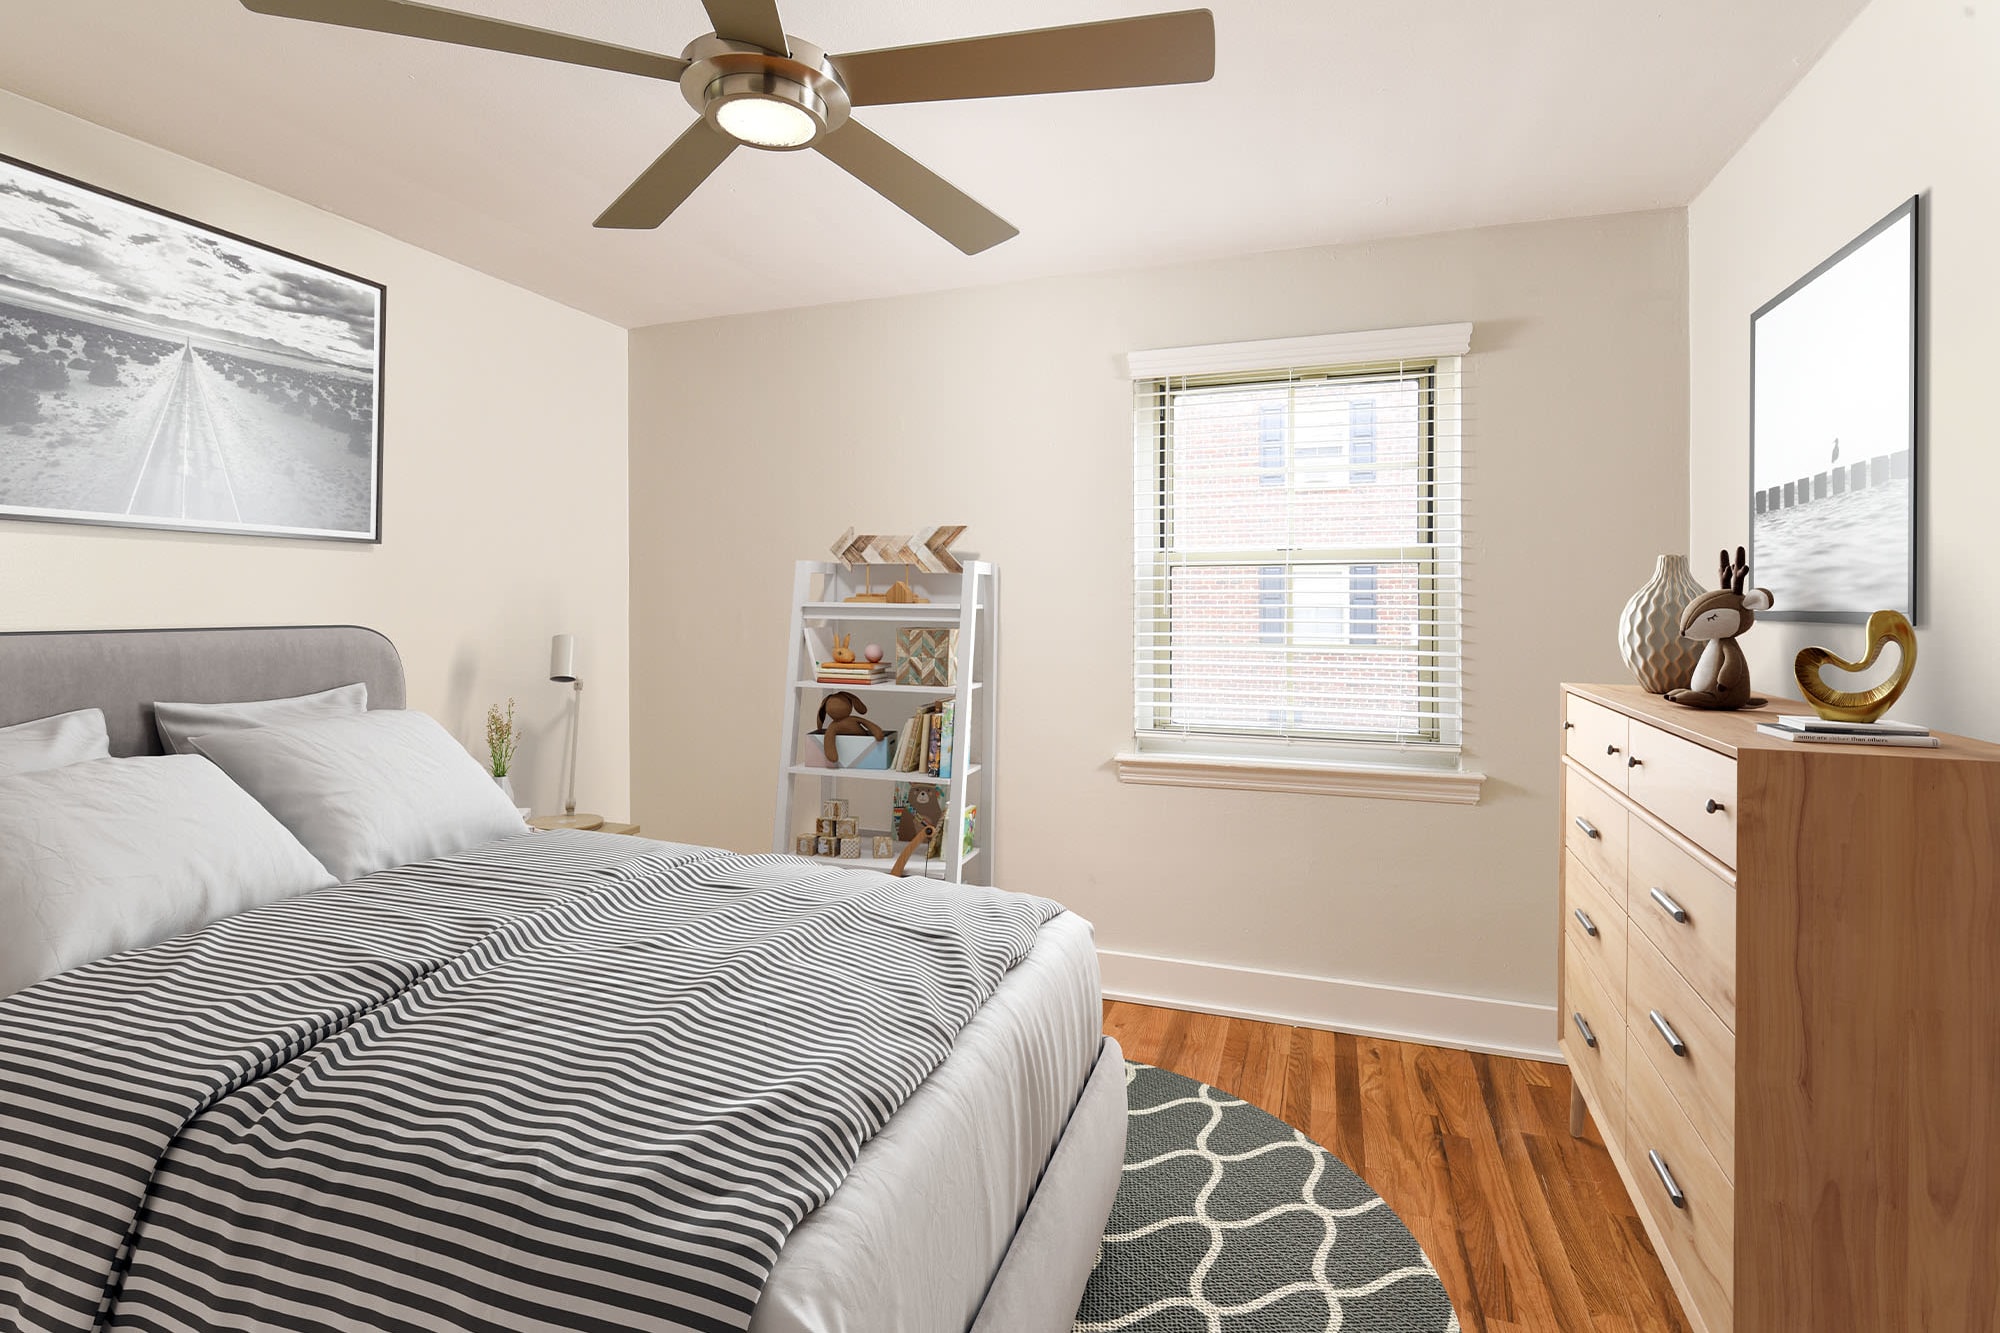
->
[1557, 683, 2000, 1333]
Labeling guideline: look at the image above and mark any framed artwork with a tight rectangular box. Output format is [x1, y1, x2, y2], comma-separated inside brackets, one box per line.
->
[1749, 195, 1919, 622]
[0, 153, 384, 542]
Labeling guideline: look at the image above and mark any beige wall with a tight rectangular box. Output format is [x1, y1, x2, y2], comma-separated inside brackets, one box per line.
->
[0, 90, 632, 818]
[631, 210, 1689, 1045]
[1689, 0, 1998, 738]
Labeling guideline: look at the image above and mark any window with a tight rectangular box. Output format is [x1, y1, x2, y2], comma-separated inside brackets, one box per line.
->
[1127, 327, 1467, 783]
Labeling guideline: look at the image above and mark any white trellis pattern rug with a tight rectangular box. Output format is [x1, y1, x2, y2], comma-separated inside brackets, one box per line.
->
[1075, 1062, 1460, 1333]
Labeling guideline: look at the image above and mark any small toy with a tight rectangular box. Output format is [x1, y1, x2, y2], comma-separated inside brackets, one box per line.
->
[831, 634, 856, 664]
[817, 691, 885, 764]
[839, 838, 862, 859]
[870, 834, 895, 858]
[816, 817, 838, 836]
[836, 817, 858, 838]
[1665, 547, 1775, 711]
[816, 836, 837, 856]
[864, 643, 884, 663]
[891, 785, 948, 877]
[821, 799, 848, 820]
[794, 835, 815, 856]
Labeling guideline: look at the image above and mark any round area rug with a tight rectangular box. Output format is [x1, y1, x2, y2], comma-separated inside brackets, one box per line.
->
[1075, 1063, 1459, 1333]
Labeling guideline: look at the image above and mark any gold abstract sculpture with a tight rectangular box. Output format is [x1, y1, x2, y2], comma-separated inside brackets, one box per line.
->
[1794, 609, 1919, 723]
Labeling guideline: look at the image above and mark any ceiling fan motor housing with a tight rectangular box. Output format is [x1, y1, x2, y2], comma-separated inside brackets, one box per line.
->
[680, 35, 851, 150]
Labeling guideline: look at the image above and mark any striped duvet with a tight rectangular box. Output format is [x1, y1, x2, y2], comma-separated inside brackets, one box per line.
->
[0, 831, 1061, 1333]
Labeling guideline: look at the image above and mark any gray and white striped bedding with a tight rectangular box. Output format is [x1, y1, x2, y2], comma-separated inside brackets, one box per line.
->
[0, 831, 1062, 1333]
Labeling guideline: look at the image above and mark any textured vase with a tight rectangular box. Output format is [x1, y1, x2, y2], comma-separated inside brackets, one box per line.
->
[494, 773, 514, 801]
[1618, 554, 1708, 694]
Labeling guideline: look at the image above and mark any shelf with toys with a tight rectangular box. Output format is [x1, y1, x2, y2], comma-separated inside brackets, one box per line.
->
[772, 541, 995, 887]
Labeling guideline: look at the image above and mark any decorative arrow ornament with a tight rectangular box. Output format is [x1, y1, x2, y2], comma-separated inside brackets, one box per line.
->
[831, 527, 966, 573]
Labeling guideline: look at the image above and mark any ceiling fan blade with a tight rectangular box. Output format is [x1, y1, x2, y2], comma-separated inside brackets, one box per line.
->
[238, 0, 688, 80]
[816, 121, 1018, 256]
[702, 0, 789, 55]
[594, 123, 737, 230]
[832, 9, 1214, 107]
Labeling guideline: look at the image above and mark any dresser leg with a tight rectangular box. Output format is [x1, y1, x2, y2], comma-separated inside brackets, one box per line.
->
[1569, 1081, 1586, 1138]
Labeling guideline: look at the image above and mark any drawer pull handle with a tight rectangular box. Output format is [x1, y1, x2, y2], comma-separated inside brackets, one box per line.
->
[1649, 1009, 1688, 1057]
[1705, 798, 1726, 814]
[1572, 1012, 1597, 1049]
[1564, 721, 1575, 730]
[1606, 743, 1621, 756]
[1573, 907, 1598, 937]
[1573, 817, 1601, 840]
[1627, 755, 1643, 768]
[1648, 887, 1689, 923]
[1648, 1149, 1687, 1209]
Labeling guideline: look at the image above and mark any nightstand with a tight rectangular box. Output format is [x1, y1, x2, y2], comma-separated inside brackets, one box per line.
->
[528, 816, 641, 836]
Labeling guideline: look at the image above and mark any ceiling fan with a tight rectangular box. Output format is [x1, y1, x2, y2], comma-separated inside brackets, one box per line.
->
[237, 0, 1217, 254]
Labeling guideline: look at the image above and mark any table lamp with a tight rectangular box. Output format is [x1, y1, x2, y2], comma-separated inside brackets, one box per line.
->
[544, 633, 604, 830]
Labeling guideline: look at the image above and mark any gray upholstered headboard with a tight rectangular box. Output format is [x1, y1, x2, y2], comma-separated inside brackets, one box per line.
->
[0, 626, 405, 757]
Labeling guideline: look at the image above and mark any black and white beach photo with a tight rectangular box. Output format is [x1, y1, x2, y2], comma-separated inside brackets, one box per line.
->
[1749, 197, 1917, 621]
[0, 155, 382, 541]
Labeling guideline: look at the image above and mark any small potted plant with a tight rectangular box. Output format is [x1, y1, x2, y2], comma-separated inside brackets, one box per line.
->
[486, 698, 521, 800]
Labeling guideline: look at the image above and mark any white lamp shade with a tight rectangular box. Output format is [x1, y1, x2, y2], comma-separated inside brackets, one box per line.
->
[550, 634, 578, 683]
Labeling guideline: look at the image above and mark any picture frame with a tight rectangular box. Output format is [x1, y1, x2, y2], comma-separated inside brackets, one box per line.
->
[0, 152, 385, 542]
[1749, 195, 1919, 622]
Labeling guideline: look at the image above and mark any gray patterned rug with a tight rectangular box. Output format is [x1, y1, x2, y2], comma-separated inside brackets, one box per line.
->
[1075, 1062, 1460, 1332]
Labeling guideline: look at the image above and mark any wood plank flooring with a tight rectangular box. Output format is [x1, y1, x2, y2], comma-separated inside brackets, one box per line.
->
[1102, 1001, 1693, 1333]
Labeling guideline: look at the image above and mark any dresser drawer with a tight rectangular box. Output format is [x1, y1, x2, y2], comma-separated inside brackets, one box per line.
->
[1626, 1044, 1734, 1333]
[1628, 818, 1737, 1030]
[1625, 722, 1738, 868]
[1564, 766, 1628, 902]
[1563, 850, 1627, 998]
[1560, 942, 1625, 1152]
[1626, 931, 1735, 1178]
[1565, 693, 1632, 792]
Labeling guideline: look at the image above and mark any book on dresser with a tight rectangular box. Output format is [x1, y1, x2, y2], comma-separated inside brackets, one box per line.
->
[1558, 683, 2000, 1333]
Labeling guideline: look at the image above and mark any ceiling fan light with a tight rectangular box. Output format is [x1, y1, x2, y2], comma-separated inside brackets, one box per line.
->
[714, 95, 818, 148]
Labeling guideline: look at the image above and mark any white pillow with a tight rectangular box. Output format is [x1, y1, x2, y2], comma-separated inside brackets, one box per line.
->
[190, 710, 527, 883]
[153, 682, 368, 756]
[0, 755, 336, 995]
[0, 708, 111, 778]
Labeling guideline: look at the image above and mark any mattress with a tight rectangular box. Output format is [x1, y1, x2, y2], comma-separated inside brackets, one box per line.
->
[756, 909, 1104, 1333]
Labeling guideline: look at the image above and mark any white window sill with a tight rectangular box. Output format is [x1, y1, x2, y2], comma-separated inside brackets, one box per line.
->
[1112, 751, 1485, 804]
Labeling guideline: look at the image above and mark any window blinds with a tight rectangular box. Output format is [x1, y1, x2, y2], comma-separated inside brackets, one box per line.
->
[1129, 328, 1467, 758]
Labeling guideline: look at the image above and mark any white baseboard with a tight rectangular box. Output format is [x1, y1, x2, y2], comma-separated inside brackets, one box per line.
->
[1099, 949, 1561, 1063]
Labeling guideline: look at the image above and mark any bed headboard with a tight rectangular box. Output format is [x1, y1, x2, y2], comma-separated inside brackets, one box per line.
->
[0, 626, 405, 757]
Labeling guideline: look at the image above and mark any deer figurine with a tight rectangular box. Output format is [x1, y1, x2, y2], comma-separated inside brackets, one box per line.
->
[1665, 547, 1774, 711]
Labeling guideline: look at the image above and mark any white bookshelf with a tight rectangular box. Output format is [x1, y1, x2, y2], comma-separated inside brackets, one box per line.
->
[772, 560, 997, 886]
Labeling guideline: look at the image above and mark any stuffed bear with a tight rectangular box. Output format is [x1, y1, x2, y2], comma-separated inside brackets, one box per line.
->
[817, 691, 885, 764]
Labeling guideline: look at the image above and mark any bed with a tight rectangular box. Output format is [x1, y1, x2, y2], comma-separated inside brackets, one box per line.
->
[0, 625, 1125, 1333]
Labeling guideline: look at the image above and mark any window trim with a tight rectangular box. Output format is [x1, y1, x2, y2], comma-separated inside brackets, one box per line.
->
[1125, 324, 1473, 798]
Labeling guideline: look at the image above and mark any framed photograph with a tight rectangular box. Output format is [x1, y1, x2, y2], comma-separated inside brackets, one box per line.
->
[1749, 195, 1918, 622]
[0, 153, 384, 542]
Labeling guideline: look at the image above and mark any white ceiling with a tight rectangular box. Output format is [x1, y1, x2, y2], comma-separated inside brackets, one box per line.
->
[0, 0, 1864, 328]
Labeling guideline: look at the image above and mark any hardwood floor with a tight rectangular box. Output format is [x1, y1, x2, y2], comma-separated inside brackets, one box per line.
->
[1102, 1001, 1693, 1333]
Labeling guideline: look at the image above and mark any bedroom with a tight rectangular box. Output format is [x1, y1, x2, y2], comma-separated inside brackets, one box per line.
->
[1, 1, 1995, 1330]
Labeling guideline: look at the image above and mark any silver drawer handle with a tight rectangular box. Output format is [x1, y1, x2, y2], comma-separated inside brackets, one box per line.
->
[1573, 817, 1600, 840]
[1572, 1012, 1597, 1048]
[1649, 1009, 1688, 1057]
[1648, 1149, 1687, 1209]
[1705, 798, 1726, 814]
[1649, 886, 1689, 923]
[1573, 907, 1598, 938]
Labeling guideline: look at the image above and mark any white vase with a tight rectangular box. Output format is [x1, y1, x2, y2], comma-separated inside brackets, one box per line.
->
[494, 773, 514, 801]
[1618, 554, 1708, 694]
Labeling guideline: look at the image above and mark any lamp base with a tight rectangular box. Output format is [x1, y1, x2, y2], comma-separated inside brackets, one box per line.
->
[529, 813, 606, 831]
